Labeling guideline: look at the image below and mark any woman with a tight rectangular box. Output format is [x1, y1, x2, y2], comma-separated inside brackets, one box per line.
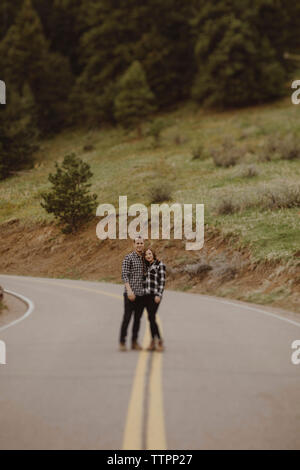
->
[143, 247, 166, 352]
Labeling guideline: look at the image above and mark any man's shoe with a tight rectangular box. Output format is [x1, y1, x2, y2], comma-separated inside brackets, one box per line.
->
[156, 340, 164, 352]
[131, 342, 143, 351]
[119, 342, 127, 352]
[147, 339, 156, 351]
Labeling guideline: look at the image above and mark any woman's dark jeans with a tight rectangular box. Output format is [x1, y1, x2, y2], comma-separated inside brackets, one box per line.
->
[144, 294, 161, 340]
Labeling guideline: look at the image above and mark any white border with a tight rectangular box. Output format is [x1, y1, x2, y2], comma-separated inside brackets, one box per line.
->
[0, 289, 34, 332]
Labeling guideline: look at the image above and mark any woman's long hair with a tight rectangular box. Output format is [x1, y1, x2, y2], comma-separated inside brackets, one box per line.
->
[143, 246, 159, 273]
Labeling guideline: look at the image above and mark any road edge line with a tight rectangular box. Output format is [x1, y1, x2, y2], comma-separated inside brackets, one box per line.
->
[0, 289, 35, 333]
[197, 294, 300, 328]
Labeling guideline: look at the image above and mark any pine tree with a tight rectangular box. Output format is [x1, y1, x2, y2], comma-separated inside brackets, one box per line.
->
[32, 51, 74, 133]
[254, 0, 289, 65]
[114, 61, 156, 131]
[134, 0, 195, 107]
[191, 0, 288, 108]
[40, 154, 98, 233]
[0, 0, 74, 133]
[33, 0, 85, 75]
[0, 0, 22, 40]
[282, 0, 300, 54]
[0, 0, 49, 91]
[72, 0, 194, 124]
[0, 84, 39, 180]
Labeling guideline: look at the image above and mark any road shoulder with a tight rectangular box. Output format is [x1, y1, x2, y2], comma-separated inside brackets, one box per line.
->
[0, 291, 27, 329]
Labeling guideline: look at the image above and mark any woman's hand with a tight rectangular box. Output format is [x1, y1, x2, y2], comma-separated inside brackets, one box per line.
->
[154, 296, 161, 304]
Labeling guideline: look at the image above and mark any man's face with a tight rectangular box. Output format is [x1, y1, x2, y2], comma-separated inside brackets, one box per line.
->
[134, 238, 144, 254]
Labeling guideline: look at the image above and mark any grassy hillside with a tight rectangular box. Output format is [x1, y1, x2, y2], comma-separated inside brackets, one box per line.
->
[1, 97, 300, 263]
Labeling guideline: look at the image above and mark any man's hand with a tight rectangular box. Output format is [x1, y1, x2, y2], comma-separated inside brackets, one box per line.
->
[128, 291, 136, 302]
[125, 282, 136, 301]
[154, 296, 161, 304]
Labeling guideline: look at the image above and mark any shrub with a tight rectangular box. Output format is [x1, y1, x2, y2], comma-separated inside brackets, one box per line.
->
[212, 264, 237, 282]
[148, 181, 173, 204]
[239, 125, 265, 140]
[211, 139, 241, 168]
[83, 144, 95, 153]
[173, 133, 186, 146]
[147, 119, 167, 146]
[278, 135, 300, 161]
[216, 183, 300, 216]
[215, 197, 237, 215]
[184, 263, 212, 279]
[191, 144, 205, 160]
[41, 153, 98, 233]
[260, 135, 300, 162]
[259, 138, 278, 162]
[262, 185, 300, 210]
[238, 164, 259, 178]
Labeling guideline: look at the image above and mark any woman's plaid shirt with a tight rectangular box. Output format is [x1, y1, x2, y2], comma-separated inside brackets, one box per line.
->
[144, 260, 166, 297]
[122, 251, 145, 296]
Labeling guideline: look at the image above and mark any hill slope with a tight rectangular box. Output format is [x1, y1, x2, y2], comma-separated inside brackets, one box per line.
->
[0, 99, 299, 312]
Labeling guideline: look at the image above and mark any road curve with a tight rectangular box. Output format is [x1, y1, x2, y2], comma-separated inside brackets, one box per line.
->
[0, 274, 299, 450]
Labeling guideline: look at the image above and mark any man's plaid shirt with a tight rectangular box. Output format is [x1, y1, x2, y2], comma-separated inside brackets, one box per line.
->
[144, 260, 166, 297]
[122, 251, 145, 296]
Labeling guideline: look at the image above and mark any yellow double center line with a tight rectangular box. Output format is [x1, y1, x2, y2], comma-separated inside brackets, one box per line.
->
[122, 315, 166, 450]
[6, 276, 167, 450]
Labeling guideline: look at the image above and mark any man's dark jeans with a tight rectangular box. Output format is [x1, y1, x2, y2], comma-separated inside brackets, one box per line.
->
[120, 293, 145, 344]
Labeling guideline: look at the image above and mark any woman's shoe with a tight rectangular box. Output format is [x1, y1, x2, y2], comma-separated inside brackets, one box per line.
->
[147, 339, 156, 351]
[156, 340, 164, 352]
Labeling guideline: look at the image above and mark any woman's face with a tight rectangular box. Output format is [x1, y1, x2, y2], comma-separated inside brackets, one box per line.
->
[145, 249, 154, 263]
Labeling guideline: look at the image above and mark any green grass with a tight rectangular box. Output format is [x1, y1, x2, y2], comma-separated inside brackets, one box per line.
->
[215, 285, 292, 306]
[243, 287, 292, 305]
[1, 97, 300, 262]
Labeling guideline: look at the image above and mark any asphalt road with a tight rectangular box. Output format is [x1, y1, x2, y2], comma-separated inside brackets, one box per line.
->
[0, 274, 299, 450]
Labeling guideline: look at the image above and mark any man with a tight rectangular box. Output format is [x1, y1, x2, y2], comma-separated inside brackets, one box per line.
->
[120, 236, 145, 351]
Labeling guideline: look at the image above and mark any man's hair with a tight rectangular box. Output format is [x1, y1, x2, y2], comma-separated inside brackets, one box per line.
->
[134, 236, 144, 243]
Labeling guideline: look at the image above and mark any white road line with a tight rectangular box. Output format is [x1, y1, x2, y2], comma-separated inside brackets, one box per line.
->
[0, 289, 35, 332]
[199, 294, 300, 328]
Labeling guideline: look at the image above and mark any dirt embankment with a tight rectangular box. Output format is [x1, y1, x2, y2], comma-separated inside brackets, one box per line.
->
[0, 217, 299, 313]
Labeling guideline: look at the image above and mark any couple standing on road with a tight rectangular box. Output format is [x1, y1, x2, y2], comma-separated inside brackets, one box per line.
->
[119, 236, 166, 352]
